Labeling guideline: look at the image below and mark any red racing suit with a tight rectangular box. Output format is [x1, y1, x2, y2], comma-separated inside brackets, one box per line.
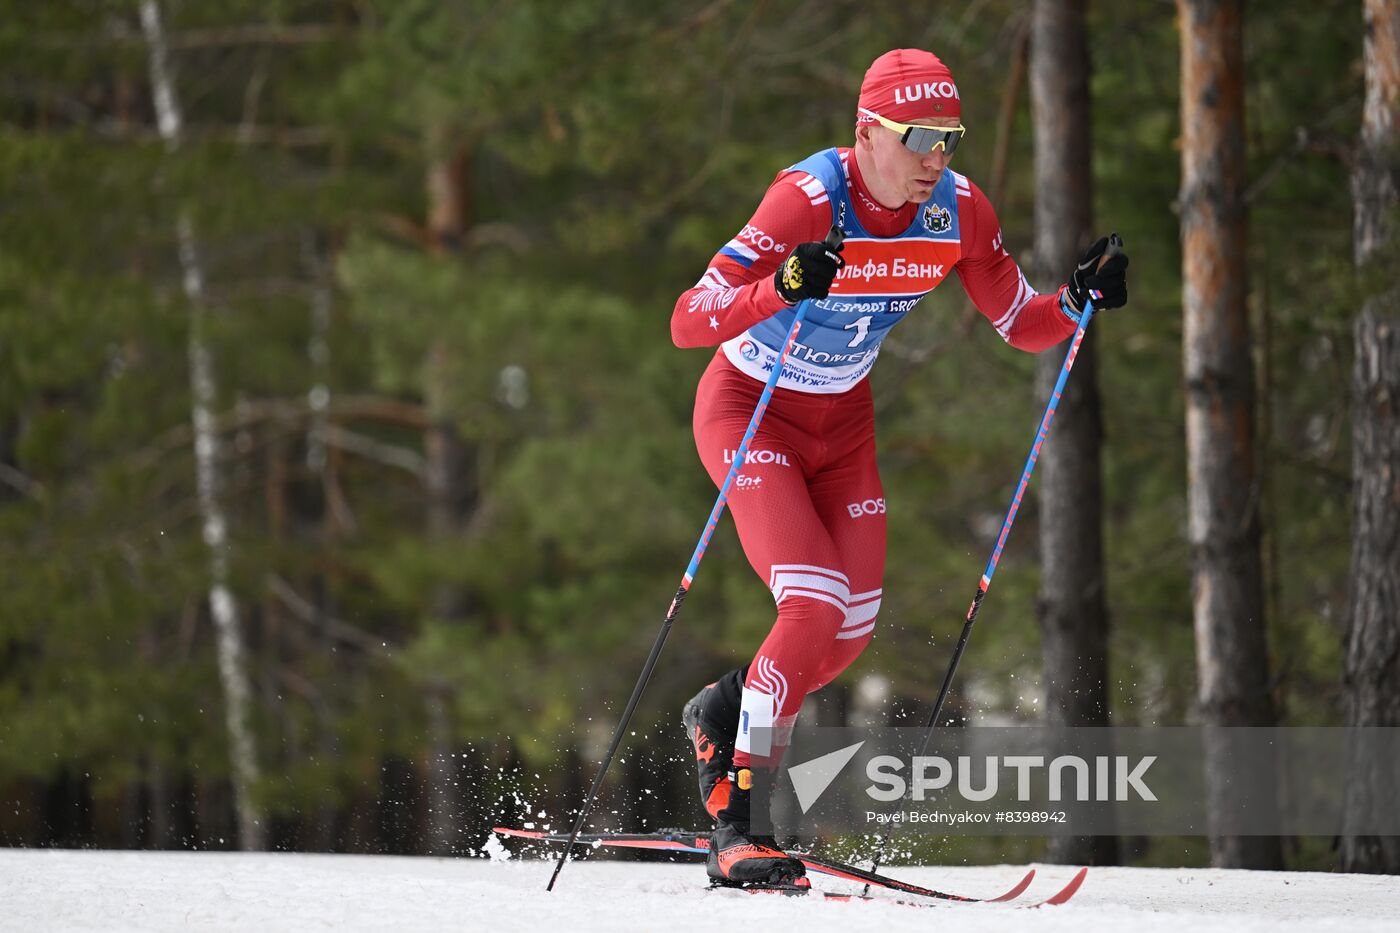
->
[673, 147, 1076, 767]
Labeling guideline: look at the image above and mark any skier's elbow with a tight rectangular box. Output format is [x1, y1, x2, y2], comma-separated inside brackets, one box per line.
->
[671, 315, 700, 349]
[671, 295, 712, 348]
[1007, 332, 1058, 354]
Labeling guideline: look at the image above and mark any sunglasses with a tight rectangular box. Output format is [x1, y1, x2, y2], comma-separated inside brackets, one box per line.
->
[860, 108, 966, 156]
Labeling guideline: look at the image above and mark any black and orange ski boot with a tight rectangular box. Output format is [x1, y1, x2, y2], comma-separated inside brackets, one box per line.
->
[706, 772, 807, 890]
[681, 666, 746, 821]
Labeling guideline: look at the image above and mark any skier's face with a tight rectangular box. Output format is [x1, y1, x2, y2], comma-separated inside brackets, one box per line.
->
[864, 117, 959, 206]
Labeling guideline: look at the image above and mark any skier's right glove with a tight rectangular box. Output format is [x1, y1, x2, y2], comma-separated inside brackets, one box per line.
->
[774, 237, 845, 304]
[1062, 233, 1129, 316]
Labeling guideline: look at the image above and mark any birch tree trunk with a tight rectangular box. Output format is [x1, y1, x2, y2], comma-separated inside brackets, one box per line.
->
[1341, 0, 1400, 875]
[1177, 0, 1281, 869]
[140, 0, 264, 852]
[1030, 0, 1118, 867]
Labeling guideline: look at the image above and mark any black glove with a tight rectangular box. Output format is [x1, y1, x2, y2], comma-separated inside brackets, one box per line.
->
[1063, 234, 1129, 313]
[774, 235, 845, 304]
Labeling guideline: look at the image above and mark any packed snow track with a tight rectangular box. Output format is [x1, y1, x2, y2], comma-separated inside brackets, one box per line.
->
[2, 850, 1398, 932]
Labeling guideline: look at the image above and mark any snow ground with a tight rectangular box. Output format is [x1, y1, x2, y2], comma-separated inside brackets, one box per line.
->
[1, 849, 1398, 933]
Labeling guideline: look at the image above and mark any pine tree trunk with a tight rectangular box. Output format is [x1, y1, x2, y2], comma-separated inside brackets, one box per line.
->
[147, 759, 173, 849]
[140, 0, 264, 852]
[1177, 0, 1281, 869]
[421, 128, 475, 855]
[302, 228, 333, 476]
[424, 130, 473, 620]
[1341, 0, 1400, 875]
[1030, 0, 1118, 867]
[299, 228, 345, 852]
[424, 689, 462, 855]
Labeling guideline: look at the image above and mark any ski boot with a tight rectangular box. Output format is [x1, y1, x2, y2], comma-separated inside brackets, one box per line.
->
[681, 666, 745, 820]
[706, 772, 807, 890]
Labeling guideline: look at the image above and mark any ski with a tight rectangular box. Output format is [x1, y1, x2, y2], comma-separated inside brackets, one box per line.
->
[492, 826, 1060, 905]
[810, 867, 1085, 909]
[716, 884, 952, 909]
[792, 847, 1033, 903]
[792, 868, 1086, 910]
[1032, 865, 1088, 907]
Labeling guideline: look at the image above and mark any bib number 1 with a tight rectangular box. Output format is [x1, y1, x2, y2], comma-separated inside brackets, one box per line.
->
[844, 315, 873, 348]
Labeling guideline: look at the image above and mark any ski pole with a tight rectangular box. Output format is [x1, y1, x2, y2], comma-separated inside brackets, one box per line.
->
[865, 234, 1122, 882]
[546, 226, 845, 891]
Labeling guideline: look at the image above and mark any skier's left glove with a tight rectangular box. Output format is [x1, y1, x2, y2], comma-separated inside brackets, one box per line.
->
[1061, 233, 1129, 316]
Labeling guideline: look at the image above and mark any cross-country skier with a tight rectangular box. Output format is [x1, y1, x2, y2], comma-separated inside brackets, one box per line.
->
[672, 48, 1129, 887]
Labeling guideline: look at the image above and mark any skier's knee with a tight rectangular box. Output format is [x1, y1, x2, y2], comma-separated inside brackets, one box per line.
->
[768, 563, 850, 627]
[838, 586, 881, 642]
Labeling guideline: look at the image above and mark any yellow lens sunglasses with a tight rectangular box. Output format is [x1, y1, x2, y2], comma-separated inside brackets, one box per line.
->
[860, 108, 967, 156]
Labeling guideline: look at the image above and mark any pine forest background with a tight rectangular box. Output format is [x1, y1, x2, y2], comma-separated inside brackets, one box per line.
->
[1, 0, 1394, 872]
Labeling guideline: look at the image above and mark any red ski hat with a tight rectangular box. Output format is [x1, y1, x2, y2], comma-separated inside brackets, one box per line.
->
[856, 49, 961, 126]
